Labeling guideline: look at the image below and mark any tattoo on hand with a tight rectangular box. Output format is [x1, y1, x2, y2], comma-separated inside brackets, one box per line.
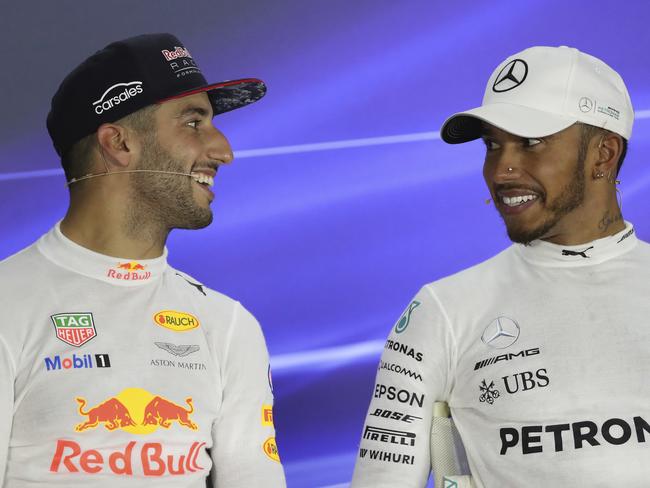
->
[598, 210, 622, 232]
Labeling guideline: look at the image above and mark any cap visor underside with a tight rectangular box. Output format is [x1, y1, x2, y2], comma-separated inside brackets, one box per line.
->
[441, 104, 578, 144]
[158, 78, 267, 115]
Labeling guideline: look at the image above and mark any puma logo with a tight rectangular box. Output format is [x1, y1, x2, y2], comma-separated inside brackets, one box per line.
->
[561, 246, 594, 258]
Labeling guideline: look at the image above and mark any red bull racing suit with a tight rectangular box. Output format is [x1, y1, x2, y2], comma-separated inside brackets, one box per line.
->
[0, 223, 286, 487]
[351, 224, 650, 487]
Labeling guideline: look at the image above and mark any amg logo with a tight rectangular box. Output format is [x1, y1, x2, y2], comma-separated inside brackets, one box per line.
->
[359, 448, 414, 465]
[378, 361, 423, 381]
[363, 425, 416, 446]
[474, 347, 540, 371]
[500, 415, 650, 455]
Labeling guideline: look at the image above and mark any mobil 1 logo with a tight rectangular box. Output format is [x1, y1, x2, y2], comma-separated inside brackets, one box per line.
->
[44, 353, 111, 372]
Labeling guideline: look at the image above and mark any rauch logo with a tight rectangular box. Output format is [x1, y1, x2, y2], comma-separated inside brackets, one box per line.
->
[153, 311, 200, 332]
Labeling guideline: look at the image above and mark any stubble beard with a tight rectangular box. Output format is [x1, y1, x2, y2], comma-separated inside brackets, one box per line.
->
[128, 135, 213, 238]
[502, 154, 586, 245]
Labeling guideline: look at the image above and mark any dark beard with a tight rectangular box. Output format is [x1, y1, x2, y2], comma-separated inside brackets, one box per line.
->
[129, 135, 213, 233]
[503, 154, 586, 245]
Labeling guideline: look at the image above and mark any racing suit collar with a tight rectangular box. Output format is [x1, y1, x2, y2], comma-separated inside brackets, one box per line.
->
[36, 222, 168, 286]
[514, 221, 637, 267]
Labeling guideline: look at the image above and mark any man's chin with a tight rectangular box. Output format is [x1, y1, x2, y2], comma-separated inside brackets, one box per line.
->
[504, 219, 555, 245]
[174, 209, 213, 230]
[500, 211, 547, 245]
[506, 228, 537, 245]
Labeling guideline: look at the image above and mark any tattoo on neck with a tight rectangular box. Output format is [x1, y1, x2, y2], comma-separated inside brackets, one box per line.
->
[598, 209, 622, 232]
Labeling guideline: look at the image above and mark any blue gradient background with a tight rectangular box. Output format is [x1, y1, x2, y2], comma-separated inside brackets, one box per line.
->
[1, 1, 649, 486]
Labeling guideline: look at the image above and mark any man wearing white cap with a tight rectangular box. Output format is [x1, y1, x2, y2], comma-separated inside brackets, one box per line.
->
[351, 46, 650, 487]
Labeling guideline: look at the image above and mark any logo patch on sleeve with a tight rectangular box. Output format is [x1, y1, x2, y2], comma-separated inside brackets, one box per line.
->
[263, 437, 280, 462]
[262, 405, 274, 427]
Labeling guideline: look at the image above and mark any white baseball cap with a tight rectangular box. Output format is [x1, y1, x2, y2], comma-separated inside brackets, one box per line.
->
[440, 46, 634, 143]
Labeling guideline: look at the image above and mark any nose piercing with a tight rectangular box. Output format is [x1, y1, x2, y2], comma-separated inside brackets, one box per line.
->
[507, 167, 513, 172]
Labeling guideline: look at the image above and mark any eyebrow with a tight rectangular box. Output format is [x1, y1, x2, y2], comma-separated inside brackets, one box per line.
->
[175, 106, 212, 119]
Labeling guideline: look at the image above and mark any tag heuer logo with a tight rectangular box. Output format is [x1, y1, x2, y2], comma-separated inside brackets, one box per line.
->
[51, 313, 97, 347]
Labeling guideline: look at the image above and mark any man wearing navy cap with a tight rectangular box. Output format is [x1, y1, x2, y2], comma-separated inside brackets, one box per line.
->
[352, 46, 650, 487]
[0, 33, 285, 487]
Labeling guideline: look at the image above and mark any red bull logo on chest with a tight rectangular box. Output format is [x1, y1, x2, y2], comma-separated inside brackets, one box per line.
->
[50, 388, 205, 476]
[73, 388, 198, 434]
[51, 313, 96, 347]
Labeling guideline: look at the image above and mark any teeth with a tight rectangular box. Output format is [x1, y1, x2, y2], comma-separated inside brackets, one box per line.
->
[501, 194, 538, 206]
[190, 173, 214, 188]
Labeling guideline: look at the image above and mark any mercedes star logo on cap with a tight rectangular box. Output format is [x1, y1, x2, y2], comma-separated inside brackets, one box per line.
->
[579, 97, 594, 113]
[492, 59, 528, 93]
[481, 316, 520, 349]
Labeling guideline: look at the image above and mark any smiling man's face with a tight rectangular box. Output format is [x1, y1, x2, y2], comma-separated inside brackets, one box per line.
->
[481, 124, 588, 245]
[130, 92, 234, 231]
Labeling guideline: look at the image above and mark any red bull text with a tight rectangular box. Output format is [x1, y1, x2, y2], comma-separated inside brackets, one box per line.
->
[107, 262, 151, 281]
[50, 440, 206, 476]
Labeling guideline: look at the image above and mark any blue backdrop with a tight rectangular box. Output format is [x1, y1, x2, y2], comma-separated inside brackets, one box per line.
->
[1, 1, 649, 486]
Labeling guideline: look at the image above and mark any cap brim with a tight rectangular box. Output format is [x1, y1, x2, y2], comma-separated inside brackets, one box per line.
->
[440, 104, 578, 144]
[158, 78, 266, 115]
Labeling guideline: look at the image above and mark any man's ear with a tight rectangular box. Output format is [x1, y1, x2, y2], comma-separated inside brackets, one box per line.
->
[96, 123, 141, 169]
[593, 132, 623, 179]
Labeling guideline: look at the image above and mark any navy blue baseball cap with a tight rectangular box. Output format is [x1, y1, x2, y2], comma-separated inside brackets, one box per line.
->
[47, 33, 266, 156]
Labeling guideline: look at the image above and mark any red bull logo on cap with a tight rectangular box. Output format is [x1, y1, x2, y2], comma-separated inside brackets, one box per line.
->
[107, 262, 151, 281]
[74, 388, 198, 434]
[161, 46, 193, 61]
[154, 311, 200, 332]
